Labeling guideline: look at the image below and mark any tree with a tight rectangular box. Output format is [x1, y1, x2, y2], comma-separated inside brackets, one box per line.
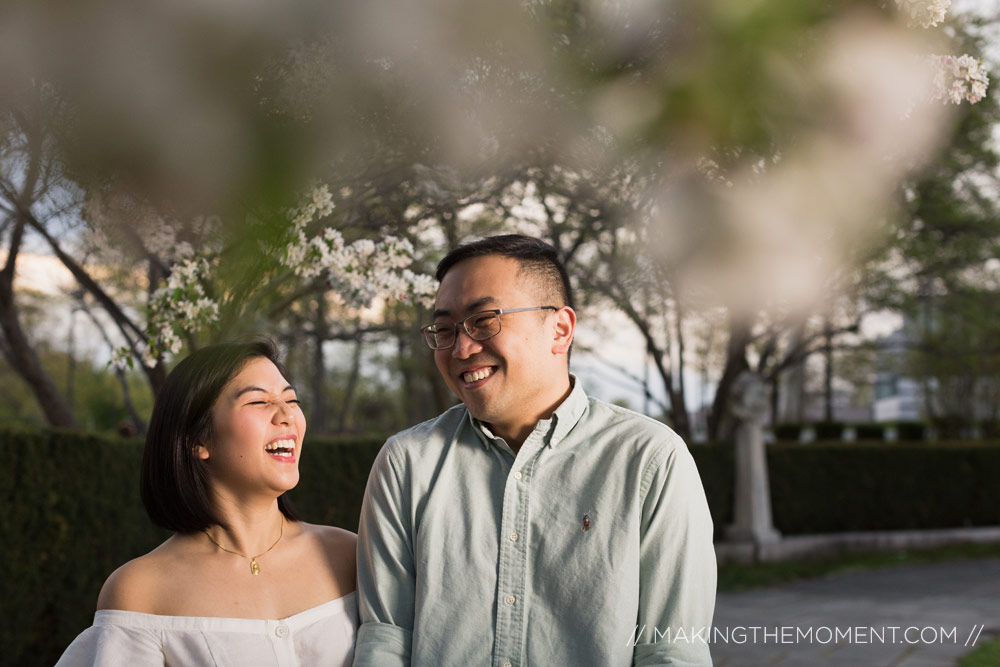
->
[0, 86, 81, 427]
[875, 58, 1000, 433]
[0, 0, 986, 431]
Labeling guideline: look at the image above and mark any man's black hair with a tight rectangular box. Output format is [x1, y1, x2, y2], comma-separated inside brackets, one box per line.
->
[435, 234, 574, 308]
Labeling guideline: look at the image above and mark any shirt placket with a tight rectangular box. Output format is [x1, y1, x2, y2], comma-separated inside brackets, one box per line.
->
[265, 619, 295, 666]
[491, 433, 542, 667]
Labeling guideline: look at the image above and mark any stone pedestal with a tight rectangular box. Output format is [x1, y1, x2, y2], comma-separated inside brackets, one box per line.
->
[725, 371, 781, 547]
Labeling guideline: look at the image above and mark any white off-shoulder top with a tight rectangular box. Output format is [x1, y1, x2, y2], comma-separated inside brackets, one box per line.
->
[55, 592, 357, 667]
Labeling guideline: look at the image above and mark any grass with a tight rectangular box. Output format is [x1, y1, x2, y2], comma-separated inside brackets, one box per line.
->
[718, 541, 1000, 592]
[958, 634, 1000, 667]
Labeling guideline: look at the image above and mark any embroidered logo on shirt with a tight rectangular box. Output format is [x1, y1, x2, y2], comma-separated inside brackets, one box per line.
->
[582, 513, 591, 532]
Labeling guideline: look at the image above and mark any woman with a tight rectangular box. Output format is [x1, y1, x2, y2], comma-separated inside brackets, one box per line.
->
[56, 340, 357, 666]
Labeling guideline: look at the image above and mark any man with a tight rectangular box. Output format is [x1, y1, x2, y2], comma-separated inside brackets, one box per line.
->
[354, 235, 716, 666]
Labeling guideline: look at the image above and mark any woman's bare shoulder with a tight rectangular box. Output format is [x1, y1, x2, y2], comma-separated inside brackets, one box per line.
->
[296, 522, 357, 590]
[299, 522, 357, 554]
[96, 536, 190, 612]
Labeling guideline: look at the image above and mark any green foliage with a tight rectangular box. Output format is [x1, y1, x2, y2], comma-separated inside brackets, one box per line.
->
[8, 429, 1000, 666]
[1, 428, 166, 667]
[290, 438, 384, 530]
[895, 421, 927, 441]
[768, 443, 1000, 533]
[690, 444, 734, 536]
[812, 421, 844, 440]
[0, 346, 153, 434]
[695, 441, 1000, 537]
[981, 420, 1000, 439]
[958, 633, 1000, 667]
[881, 73, 1000, 433]
[772, 423, 802, 441]
[2, 428, 384, 667]
[720, 542, 1000, 592]
[852, 423, 886, 441]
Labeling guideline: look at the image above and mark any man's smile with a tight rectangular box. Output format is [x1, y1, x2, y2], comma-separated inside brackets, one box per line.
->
[460, 365, 497, 387]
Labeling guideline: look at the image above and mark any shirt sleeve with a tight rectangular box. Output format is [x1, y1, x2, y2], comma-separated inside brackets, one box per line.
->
[633, 442, 717, 667]
[353, 440, 416, 667]
[55, 623, 165, 667]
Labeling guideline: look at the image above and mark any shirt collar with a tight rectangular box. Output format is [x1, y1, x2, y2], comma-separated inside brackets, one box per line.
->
[469, 374, 588, 451]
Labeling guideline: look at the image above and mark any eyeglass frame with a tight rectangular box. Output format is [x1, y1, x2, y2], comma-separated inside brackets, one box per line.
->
[420, 306, 558, 350]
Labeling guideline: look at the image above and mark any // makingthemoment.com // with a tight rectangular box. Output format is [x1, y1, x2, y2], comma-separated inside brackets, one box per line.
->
[627, 624, 986, 647]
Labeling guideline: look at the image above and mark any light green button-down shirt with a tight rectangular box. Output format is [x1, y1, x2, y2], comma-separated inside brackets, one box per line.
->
[354, 379, 716, 667]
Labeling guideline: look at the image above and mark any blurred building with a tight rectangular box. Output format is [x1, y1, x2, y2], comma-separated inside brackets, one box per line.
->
[873, 326, 923, 422]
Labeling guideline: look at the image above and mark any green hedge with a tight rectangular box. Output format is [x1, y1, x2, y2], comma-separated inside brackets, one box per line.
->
[690, 445, 734, 534]
[767, 442, 1000, 533]
[812, 421, 845, 440]
[772, 423, 802, 442]
[5, 429, 1000, 667]
[852, 423, 887, 441]
[1, 428, 383, 667]
[686, 442, 1000, 536]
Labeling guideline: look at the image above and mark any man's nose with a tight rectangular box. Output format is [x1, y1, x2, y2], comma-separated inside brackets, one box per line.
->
[451, 329, 483, 359]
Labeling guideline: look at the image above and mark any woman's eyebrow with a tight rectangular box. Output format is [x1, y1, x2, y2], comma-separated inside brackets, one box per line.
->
[234, 384, 295, 398]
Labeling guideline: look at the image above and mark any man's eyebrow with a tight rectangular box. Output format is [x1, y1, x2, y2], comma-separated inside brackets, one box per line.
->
[433, 296, 498, 320]
[234, 385, 296, 398]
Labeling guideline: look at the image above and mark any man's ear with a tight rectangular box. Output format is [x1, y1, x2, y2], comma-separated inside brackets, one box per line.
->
[551, 306, 576, 355]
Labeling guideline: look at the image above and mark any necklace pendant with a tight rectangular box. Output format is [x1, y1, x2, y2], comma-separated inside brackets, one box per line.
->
[250, 558, 261, 576]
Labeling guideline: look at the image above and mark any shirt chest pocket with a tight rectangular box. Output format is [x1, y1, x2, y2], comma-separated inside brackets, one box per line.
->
[533, 499, 631, 567]
[529, 502, 638, 611]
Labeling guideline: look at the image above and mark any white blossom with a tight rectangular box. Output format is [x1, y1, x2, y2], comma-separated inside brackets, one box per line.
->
[931, 54, 990, 105]
[122, 256, 220, 367]
[278, 186, 437, 309]
[115, 185, 436, 369]
[895, 0, 951, 29]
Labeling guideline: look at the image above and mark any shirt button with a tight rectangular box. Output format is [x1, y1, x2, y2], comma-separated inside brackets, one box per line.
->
[509, 532, 518, 542]
[505, 594, 516, 606]
[513, 471, 522, 480]
[503, 662, 512, 667]
[275, 623, 289, 638]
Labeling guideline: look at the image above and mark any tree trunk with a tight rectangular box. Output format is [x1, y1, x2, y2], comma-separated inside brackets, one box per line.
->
[66, 307, 76, 414]
[397, 333, 420, 425]
[673, 298, 691, 439]
[611, 295, 692, 440]
[770, 374, 780, 426]
[645, 340, 691, 441]
[337, 335, 364, 433]
[778, 321, 807, 423]
[114, 363, 147, 435]
[0, 221, 78, 427]
[310, 294, 329, 434]
[423, 347, 453, 414]
[823, 319, 834, 422]
[707, 314, 752, 442]
[78, 296, 147, 433]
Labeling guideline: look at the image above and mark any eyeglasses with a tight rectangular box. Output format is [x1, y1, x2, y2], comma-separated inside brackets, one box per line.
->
[420, 306, 557, 350]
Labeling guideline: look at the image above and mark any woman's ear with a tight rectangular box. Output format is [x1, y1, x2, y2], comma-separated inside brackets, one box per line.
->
[194, 441, 211, 460]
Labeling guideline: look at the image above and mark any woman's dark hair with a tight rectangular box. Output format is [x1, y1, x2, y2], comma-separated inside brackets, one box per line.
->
[140, 339, 301, 533]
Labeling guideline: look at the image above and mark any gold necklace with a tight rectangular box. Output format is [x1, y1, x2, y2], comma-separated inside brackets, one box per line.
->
[203, 516, 284, 576]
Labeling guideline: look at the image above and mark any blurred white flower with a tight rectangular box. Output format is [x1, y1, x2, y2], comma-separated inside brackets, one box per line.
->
[279, 188, 434, 309]
[133, 255, 219, 366]
[931, 54, 990, 104]
[895, 0, 951, 29]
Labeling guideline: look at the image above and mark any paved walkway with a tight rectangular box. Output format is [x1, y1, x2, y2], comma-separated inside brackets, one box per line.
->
[711, 558, 1000, 666]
